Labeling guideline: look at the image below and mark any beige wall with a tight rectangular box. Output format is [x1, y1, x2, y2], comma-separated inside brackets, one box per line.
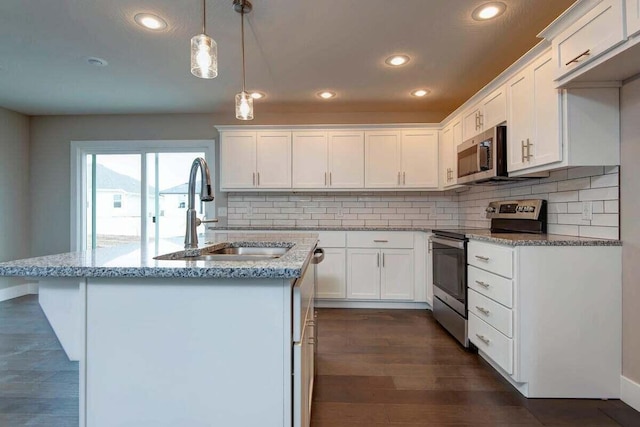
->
[621, 76, 640, 383]
[0, 107, 30, 290]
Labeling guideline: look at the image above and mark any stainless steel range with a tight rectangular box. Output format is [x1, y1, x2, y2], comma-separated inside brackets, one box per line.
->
[430, 199, 547, 347]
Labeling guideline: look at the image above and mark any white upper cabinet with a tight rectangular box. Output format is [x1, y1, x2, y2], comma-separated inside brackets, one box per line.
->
[507, 49, 619, 175]
[365, 130, 438, 189]
[552, 0, 626, 80]
[462, 86, 507, 141]
[220, 131, 291, 190]
[327, 131, 364, 188]
[365, 131, 402, 188]
[256, 132, 292, 188]
[400, 130, 439, 188]
[292, 131, 329, 188]
[628, 0, 640, 38]
[220, 132, 257, 189]
[440, 118, 461, 188]
[507, 52, 562, 172]
[292, 131, 364, 189]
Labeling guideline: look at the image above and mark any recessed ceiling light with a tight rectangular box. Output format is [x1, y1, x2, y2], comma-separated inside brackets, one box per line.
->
[134, 13, 168, 30]
[317, 91, 336, 99]
[472, 2, 507, 21]
[250, 91, 266, 99]
[385, 55, 410, 67]
[87, 57, 108, 67]
[411, 89, 430, 97]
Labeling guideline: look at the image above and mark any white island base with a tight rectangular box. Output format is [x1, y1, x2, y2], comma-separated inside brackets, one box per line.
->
[41, 272, 315, 427]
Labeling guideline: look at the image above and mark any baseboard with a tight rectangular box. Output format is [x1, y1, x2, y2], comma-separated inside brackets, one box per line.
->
[621, 375, 640, 412]
[0, 282, 39, 302]
[316, 300, 431, 310]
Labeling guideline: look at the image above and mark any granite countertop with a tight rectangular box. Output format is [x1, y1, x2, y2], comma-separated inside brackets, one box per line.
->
[465, 230, 622, 247]
[211, 226, 621, 247]
[0, 233, 319, 279]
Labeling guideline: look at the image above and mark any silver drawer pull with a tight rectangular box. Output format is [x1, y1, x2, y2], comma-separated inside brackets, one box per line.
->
[565, 49, 591, 66]
[373, 239, 388, 243]
[475, 255, 490, 261]
[475, 306, 490, 316]
[475, 280, 490, 288]
[476, 334, 490, 345]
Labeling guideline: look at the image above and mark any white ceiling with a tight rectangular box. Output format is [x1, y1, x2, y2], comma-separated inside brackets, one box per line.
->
[0, 0, 575, 118]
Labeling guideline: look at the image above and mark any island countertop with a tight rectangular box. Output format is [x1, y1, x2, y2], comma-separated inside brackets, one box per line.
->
[0, 232, 319, 279]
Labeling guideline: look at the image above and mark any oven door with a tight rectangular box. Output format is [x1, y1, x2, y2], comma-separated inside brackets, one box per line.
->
[430, 236, 467, 316]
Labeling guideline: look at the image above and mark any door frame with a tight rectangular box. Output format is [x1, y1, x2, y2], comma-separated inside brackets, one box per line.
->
[70, 140, 215, 251]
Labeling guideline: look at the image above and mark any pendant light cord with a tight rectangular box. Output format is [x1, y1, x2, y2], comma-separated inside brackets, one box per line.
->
[202, 0, 206, 34]
[241, 4, 246, 93]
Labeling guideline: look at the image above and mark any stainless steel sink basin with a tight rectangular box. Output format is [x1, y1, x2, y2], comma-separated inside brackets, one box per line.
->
[154, 243, 292, 262]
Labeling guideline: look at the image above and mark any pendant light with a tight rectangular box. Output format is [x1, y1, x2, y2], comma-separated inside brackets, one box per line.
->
[234, 0, 254, 120]
[191, 0, 217, 79]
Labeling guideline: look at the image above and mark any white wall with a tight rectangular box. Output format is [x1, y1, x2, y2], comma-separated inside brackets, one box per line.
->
[621, 76, 640, 385]
[0, 107, 30, 290]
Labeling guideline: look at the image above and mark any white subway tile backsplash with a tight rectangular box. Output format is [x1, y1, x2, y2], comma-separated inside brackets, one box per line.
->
[226, 166, 619, 238]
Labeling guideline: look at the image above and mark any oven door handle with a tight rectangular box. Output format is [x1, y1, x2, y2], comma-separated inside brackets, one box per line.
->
[430, 236, 465, 249]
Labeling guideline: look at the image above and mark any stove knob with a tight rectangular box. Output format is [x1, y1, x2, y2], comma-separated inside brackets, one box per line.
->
[486, 207, 496, 213]
[529, 206, 536, 213]
[516, 206, 523, 212]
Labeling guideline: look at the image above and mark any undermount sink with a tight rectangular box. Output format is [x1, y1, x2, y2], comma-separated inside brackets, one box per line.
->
[154, 243, 292, 262]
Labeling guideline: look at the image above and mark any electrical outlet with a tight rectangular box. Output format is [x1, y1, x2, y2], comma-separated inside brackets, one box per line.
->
[336, 208, 344, 218]
[582, 201, 593, 221]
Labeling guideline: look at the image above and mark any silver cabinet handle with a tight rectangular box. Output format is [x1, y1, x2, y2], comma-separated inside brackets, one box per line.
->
[257, 172, 260, 186]
[377, 253, 380, 267]
[324, 172, 327, 186]
[521, 140, 526, 163]
[252, 172, 256, 186]
[475, 306, 490, 316]
[476, 334, 490, 345]
[329, 172, 332, 186]
[373, 239, 388, 243]
[403, 171, 406, 185]
[475, 112, 480, 130]
[478, 112, 483, 129]
[397, 171, 401, 185]
[475, 255, 490, 261]
[565, 49, 591, 66]
[526, 138, 533, 160]
[475, 280, 490, 288]
[382, 253, 385, 267]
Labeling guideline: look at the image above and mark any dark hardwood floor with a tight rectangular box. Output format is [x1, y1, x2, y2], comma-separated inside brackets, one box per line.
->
[311, 308, 640, 427]
[1, 297, 639, 426]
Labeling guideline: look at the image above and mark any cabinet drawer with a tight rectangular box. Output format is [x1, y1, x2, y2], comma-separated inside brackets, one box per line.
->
[468, 265, 513, 308]
[468, 241, 513, 278]
[317, 231, 346, 248]
[347, 231, 414, 248]
[555, 0, 625, 79]
[468, 289, 513, 337]
[469, 312, 513, 375]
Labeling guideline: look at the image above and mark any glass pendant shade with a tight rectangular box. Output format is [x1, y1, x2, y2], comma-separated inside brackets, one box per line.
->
[190, 34, 218, 79]
[235, 91, 254, 120]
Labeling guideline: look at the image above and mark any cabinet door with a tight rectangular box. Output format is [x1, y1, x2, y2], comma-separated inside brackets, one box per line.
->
[347, 249, 381, 299]
[292, 132, 328, 188]
[530, 53, 561, 168]
[401, 130, 438, 188]
[365, 131, 401, 188]
[628, 0, 640, 37]
[256, 131, 291, 188]
[481, 86, 507, 129]
[380, 249, 414, 300]
[506, 68, 534, 172]
[220, 132, 256, 189]
[440, 125, 454, 186]
[462, 105, 482, 141]
[316, 248, 346, 299]
[328, 131, 364, 188]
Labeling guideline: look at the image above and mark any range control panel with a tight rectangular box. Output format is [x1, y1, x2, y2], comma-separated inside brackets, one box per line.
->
[485, 199, 544, 220]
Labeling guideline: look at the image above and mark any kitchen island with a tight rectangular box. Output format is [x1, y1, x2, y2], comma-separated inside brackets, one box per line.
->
[0, 233, 320, 427]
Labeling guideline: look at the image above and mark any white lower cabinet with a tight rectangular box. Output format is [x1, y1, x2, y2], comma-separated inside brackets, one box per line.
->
[347, 249, 381, 299]
[380, 249, 414, 300]
[467, 240, 622, 399]
[347, 248, 414, 301]
[316, 248, 347, 299]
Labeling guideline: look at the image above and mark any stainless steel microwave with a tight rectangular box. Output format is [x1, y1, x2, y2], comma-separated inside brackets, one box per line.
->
[457, 125, 508, 184]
